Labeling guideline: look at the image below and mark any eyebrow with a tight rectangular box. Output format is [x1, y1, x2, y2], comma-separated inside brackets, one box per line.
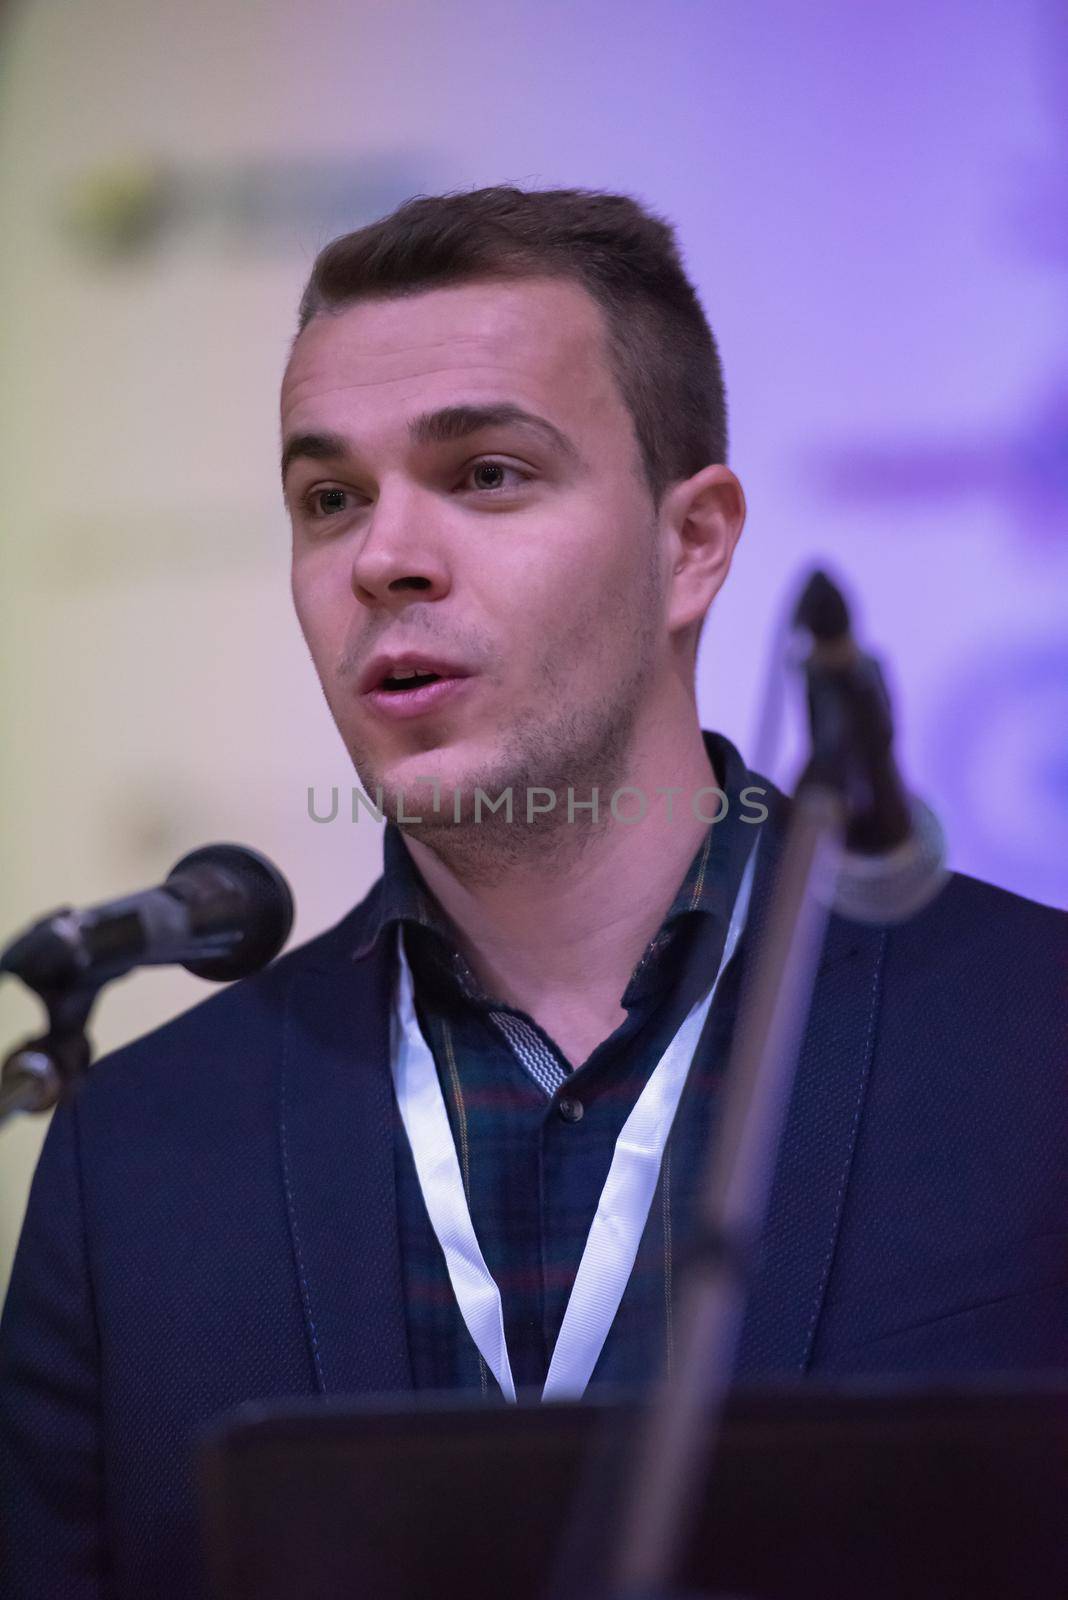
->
[280, 402, 583, 486]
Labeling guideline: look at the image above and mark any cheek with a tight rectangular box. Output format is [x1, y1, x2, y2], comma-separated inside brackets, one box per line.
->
[525, 514, 648, 629]
[289, 566, 316, 650]
[505, 506, 623, 603]
[506, 569, 626, 694]
[290, 558, 344, 673]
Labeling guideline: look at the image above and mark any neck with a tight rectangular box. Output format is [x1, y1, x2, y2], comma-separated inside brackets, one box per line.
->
[401, 713, 720, 1044]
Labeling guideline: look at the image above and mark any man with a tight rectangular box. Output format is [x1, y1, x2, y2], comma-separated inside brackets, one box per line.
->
[2, 185, 1065, 1598]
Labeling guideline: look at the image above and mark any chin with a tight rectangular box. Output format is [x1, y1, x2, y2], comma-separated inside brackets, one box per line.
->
[354, 739, 490, 822]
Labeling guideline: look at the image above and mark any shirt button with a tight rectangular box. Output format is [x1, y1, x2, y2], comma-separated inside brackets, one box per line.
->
[558, 1096, 584, 1123]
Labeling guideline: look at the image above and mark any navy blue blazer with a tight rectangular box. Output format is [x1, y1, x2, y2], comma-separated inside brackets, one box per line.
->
[2, 784, 1066, 1598]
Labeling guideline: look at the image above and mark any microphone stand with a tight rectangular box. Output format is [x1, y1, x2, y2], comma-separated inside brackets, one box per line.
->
[549, 582, 889, 1600]
[0, 975, 103, 1126]
[605, 773, 844, 1600]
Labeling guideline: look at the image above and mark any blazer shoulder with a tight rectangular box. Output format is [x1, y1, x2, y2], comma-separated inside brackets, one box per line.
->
[890, 867, 1066, 966]
[877, 867, 1066, 1071]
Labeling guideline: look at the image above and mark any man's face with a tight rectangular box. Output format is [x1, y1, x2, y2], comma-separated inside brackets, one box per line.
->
[282, 275, 671, 830]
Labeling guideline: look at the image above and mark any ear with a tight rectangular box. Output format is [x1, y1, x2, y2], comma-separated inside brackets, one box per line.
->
[660, 464, 746, 644]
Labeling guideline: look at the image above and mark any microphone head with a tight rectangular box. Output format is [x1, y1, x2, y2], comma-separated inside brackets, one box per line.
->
[794, 568, 852, 643]
[824, 797, 949, 925]
[165, 844, 294, 981]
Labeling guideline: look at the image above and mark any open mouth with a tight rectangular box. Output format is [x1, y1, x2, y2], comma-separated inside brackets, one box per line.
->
[363, 670, 474, 720]
[380, 671, 442, 692]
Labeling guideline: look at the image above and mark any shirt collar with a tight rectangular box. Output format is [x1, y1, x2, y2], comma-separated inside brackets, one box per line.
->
[350, 729, 761, 1004]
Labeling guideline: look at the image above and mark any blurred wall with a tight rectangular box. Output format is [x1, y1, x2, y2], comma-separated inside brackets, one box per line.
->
[2, 0, 1065, 1293]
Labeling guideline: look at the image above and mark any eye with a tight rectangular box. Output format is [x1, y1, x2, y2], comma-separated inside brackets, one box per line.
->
[298, 485, 358, 520]
[464, 458, 530, 493]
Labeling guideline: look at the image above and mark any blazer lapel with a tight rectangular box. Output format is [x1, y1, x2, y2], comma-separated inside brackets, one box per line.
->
[734, 802, 888, 1376]
[278, 920, 414, 1396]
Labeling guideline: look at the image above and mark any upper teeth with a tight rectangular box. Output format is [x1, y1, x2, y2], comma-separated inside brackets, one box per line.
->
[387, 667, 427, 681]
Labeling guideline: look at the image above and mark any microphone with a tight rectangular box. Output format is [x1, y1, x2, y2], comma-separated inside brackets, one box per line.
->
[0, 844, 295, 992]
[793, 570, 948, 924]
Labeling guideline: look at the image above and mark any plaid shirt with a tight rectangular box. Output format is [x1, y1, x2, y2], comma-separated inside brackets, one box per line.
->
[353, 731, 763, 1399]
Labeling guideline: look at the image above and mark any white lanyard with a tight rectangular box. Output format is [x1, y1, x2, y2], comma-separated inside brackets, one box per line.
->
[389, 842, 758, 1403]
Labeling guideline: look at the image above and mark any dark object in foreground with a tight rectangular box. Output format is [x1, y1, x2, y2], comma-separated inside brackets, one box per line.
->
[200, 1380, 1068, 1600]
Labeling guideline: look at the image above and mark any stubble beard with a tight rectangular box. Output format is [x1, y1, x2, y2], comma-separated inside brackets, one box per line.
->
[344, 549, 664, 889]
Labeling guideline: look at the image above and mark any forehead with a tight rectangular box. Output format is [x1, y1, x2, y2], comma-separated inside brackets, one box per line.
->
[280, 275, 627, 448]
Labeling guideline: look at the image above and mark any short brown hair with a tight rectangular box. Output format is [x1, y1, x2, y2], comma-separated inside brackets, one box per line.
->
[296, 185, 728, 508]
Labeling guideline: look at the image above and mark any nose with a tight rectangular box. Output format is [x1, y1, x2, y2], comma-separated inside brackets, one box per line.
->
[350, 485, 451, 611]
